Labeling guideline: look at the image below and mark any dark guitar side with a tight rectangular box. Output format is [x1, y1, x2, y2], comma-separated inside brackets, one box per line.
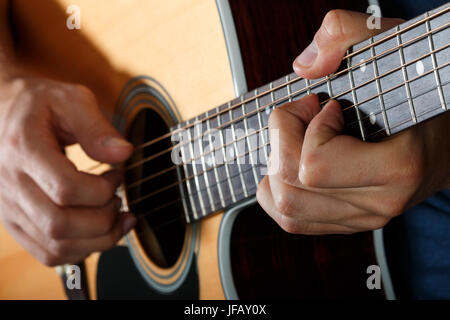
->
[228, 0, 385, 299]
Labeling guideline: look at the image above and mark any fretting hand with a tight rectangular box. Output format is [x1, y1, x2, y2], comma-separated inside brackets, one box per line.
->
[257, 10, 450, 234]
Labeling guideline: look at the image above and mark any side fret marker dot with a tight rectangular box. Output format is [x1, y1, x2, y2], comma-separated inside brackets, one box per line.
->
[369, 112, 376, 125]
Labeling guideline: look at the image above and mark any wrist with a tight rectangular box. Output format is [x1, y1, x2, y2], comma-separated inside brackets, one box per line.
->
[424, 112, 450, 190]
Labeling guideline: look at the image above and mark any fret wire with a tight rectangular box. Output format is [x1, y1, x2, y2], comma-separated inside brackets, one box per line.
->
[269, 82, 276, 164]
[229, 102, 249, 198]
[196, 115, 216, 212]
[270, 82, 277, 113]
[396, 25, 418, 123]
[187, 119, 207, 217]
[128, 42, 449, 177]
[368, 97, 447, 140]
[351, 60, 450, 122]
[326, 75, 333, 97]
[171, 127, 191, 223]
[241, 95, 260, 187]
[255, 89, 270, 168]
[216, 106, 237, 203]
[178, 123, 198, 221]
[205, 111, 226, 208]
[131, 14, 450, 155]
[346, 50, 367, 141]
[136, 141, 272, 217]
[370, 38, 391, 136]
[286, 75, 293, 102]
[129, 62, 450, 211]
[158, 22, 449, 156]
[129, 24, 450, 165]
[130, 74, 450, 211]
[425, 12, 447, 110]
[305, 78, 312, 95]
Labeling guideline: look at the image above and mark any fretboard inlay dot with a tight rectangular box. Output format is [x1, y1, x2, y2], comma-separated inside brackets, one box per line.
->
[360, 59, 367, 72]
[416, 60, 425, 75]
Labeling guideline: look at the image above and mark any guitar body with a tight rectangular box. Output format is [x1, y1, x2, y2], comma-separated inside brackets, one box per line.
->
[0, 0, 393, 299]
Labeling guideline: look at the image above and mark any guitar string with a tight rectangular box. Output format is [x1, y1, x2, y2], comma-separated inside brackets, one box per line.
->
[128, 140, 270, 206]
[124, 41, 450, 188]
[126, 7, 450, 230]
[124, 22, 450, 172]
[125, 7, 449, 155]
[128, 72, 450, 211]
[133, 93, 450, 227]
[86, 18, 448, 174]
[126, 58, 450, 200]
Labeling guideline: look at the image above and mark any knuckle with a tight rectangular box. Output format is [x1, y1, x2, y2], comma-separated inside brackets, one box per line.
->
[321, 9, 346, 40]
[274, 190, 294, 217]
[278, 215, 299, 234]
[73, 84, 96, 102]
[3, 133, 22, 153]
[268, 108, 283, 129]
[98, 209, 117, 235]
[277, 157, 297, 185]
[376, 197, 406, 218]
[41, 253, 62, 267]
[44, 217, 67, 240]
[299, 152, 323, 187]
[50, 178, 75, 207]
[365, 216, 389, 231]
[48, 240, 70, 257]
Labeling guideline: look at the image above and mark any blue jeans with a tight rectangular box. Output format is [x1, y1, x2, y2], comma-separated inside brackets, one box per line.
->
[401, 190, 450, 299]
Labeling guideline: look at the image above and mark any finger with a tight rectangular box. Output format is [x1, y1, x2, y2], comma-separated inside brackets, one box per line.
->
[2, 221, 82, 266]
[17, 173, 136, 239]
[50, 84, 133, 164]
[267, 172, 389, 230]
[24, 137, 123, 206]
[2, 190, 136, 260]
[268, 94, 321, 186]
[45, 212, 135, 258]
[267, 170, 363, 223]
[293, 10, 403, 79]
[256, 176, 355, 235]
[299, 100, 390, 188]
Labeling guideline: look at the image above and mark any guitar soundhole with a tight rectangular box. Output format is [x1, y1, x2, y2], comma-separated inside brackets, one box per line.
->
[125, 108, 186, 268]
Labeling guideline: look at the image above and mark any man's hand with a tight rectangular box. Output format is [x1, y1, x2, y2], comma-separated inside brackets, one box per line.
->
[257, 10, 450, 235]
[0, 76, 136, 266]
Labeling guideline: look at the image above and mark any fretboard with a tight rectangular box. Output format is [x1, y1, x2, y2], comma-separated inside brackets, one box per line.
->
[172, 2, 450, 223]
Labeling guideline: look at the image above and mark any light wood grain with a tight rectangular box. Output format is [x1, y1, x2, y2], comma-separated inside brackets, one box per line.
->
[0, 0, 235, 299]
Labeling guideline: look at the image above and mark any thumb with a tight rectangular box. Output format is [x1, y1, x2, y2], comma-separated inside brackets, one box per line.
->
[54, 85, 133, 164]
[293, 10, 403, 79]
[303, 100, 344, 149]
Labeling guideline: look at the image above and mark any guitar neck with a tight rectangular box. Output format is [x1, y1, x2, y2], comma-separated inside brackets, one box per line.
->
[174, 2, 450, 222]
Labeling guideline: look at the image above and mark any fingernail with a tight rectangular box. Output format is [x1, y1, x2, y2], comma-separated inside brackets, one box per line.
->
[102, 136, 132, 148]
[122, 215, 137, 235]
[294, 41, 318, 69]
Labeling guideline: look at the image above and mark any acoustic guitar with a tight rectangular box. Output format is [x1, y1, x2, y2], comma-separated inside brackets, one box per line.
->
[1, 0, 449, 299]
